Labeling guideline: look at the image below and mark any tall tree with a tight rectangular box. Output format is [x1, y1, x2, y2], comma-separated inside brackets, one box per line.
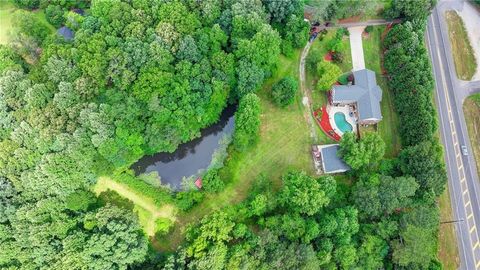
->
[339, 132, 385, 170]
[271, 76, 298, 107]
[399, 140, 447, 197]
[81, 204, 148, 269]
[316, 61, 342, 91]
[280, 171, 335, 216]
[392, 225, 437, 268]
[234, 93, 261, 151]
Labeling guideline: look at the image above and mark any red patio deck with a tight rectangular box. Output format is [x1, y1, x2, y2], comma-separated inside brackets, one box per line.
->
[313, 106, 341, 142]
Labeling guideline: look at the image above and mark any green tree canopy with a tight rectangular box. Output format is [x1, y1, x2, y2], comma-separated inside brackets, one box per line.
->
[280, 171, 336, 216]
[339, 132, 386, 170]
[392, 225, 437, 268]
[234, 93, 261, 151]
[271, 76, 298, 107]
[316, 61, 342, 91]
[399, 140, 447, 197]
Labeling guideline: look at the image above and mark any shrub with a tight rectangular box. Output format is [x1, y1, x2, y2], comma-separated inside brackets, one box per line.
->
[13, 0, 39, 9]
[138, 171, 162, 188]
[306, 51, 321, 73]
[338, 73, 349, 85]
[0, 45, 25, 73]
[175, 191, 204, 211]
[202, 169, 225, 193]
[208, 134, 232, 169]
[331, 51, 344, 64]
[316, 61, 342, 91]
[155, 217, 173, 236]
[271, 76, 298, 107]
[66, 190, 97, 212]
[45, 5, 66, 28]
[339, 27, 349, 36]
[64, 10, 84, 30]
[281, 40, 293, 57]
[97, 190, 134, 211]
[327, 37, 344, 52]
[114, 172, 173, 207]
[365, 25, 374, 33]
[12, 10, 50, 44]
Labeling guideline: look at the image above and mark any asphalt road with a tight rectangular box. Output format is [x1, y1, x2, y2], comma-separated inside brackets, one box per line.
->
[426, 2, 480, 269]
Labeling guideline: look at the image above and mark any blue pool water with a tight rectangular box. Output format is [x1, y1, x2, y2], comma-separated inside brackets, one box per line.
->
[334, 112, 353, 133]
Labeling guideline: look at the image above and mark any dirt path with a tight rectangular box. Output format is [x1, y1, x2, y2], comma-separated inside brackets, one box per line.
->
[299, 41, 318, 141]
[94, 177, 177, 236]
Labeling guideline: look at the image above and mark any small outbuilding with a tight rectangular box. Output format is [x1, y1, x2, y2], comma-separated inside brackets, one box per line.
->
[57, 26, 74, 41]
[195, 177, 202, 189]
[312, 144, 350, 174]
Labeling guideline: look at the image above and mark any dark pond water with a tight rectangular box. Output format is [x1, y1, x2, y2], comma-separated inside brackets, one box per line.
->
[131, 106, 235, 190]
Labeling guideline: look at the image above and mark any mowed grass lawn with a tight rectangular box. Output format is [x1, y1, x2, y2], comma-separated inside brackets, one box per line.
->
[0, 1, 55, 45]
[445, 11, 477, 81]
[438, 188, 460, 270]
[363, 25, 401, 158]
[0, 1, 15, 44]
[94, 176, 177, 237]
[157, 50, 315, 250]
[464, 95, 480, 179]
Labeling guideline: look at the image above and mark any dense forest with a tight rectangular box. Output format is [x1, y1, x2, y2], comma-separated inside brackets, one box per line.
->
[0, 0, 447, 269]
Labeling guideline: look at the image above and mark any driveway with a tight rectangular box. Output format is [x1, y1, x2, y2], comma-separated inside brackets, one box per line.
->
[457, 2, 480, 80]
[348, 26, 366, 71]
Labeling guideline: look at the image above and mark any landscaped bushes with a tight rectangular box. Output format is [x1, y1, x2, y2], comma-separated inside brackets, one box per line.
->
[316, 60, 341, 91]
[383, 21, 446, 196]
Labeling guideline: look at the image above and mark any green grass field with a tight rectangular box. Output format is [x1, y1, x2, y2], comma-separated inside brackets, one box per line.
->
[362, 25, 401, 158]
[0, 1, 56, 45]
[157, 49, 316, 250]
[0, 1, 15, 44]
[464, 95, 480, 180]
[438, 188, 460, 270]
[94, 176, 177, 237]
[445, 11, 477, 81]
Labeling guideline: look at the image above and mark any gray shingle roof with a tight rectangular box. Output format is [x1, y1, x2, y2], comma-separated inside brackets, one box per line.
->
[331, 69, 382, 121]
[321, 144, 350, 173]
[57, 26, 74, 41]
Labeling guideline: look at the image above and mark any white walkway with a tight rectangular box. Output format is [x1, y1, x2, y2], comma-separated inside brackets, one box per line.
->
[457, 2, 480, 80]
[348, 26, 366, 71]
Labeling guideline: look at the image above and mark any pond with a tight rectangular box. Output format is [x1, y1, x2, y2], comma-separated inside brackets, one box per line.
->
[131, 106, 235, 190]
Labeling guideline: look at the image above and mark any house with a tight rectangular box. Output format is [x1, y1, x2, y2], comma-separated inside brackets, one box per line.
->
[330, 69, 382, 125]
[312, 144, 350, 174]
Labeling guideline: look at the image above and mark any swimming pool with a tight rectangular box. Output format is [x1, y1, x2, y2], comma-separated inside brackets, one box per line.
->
[334, 112, 353, 133]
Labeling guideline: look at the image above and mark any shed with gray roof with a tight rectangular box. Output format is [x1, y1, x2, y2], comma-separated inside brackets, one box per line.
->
[57, 26, 74, 41]
[331, 69, 382, 125]
[312, 144, 350, 174]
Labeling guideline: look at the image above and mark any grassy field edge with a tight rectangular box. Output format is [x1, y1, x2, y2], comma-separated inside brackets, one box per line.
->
[445, 11, 477, 81]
